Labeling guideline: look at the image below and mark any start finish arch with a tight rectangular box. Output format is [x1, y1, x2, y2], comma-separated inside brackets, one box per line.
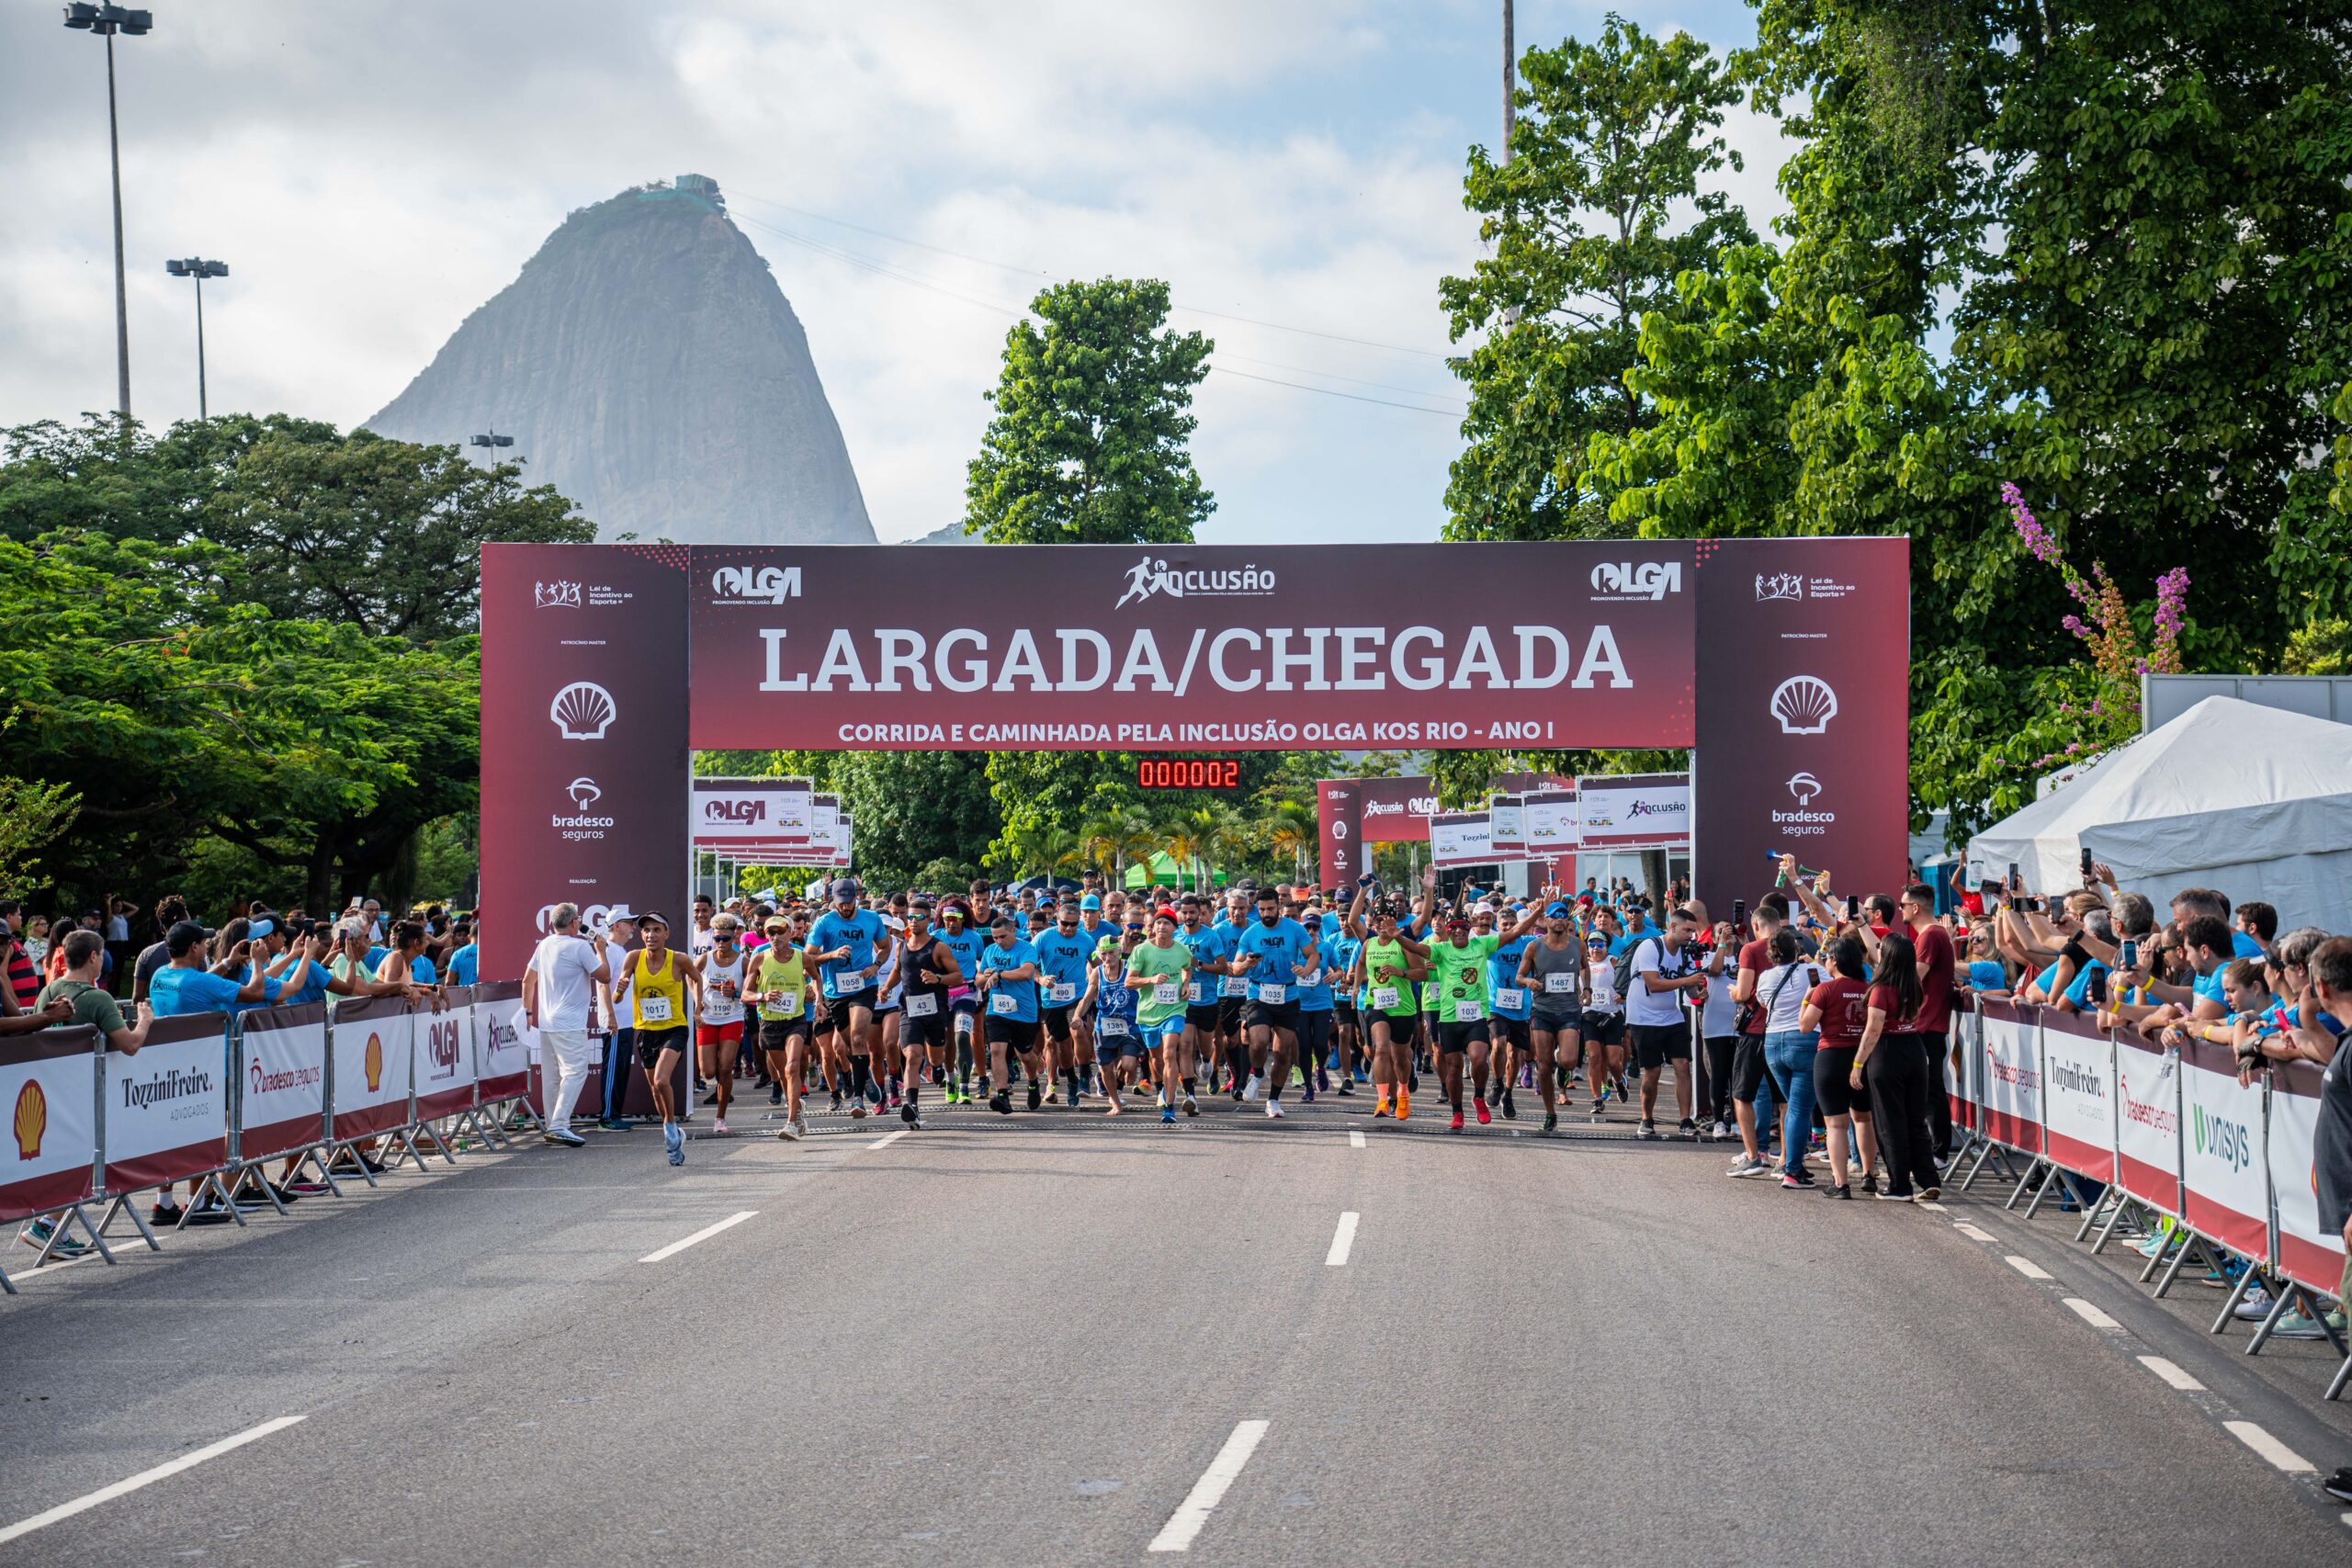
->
[479, 539, 1908, 973]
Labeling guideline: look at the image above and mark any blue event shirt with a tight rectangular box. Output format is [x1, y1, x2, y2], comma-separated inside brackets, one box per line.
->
[1296, 933, 1341, 1012]
[977, 939, 1042, 1021]
[809, 909, 888, 998]
[1232, 918, 1314, 997]
[253, 957, 333, 1010]
[1489, 934, 1534, 1019]
[1031, 927, 1095, 1005]
[151, 964, 266, 1019]
[1967, 959, 2007, 991]
[935, 926, 987, 994]
[448, 943, 479, 986]
[2232, 931, 2265, 960]
[1177, 923, 1232, 1006]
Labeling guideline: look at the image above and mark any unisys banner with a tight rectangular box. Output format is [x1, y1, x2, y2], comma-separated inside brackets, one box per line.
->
[481, 544, 690, 979]
[687, 543, 1696, 752]
[1691, 537, 1909, 919]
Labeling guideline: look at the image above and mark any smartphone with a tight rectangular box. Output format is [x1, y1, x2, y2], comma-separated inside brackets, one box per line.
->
[2119, 938, 2138, 973]
[1733, 898, 1747, 935]
[1844, 894, 1860, 923]
[2007, 862, 2020, 896]
[2080, 847, 2096, 884]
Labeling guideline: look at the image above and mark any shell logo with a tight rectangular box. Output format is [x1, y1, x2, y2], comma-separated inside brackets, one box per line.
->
[14, 1080, 47, 1160]
[364, 1032, 385, 1093]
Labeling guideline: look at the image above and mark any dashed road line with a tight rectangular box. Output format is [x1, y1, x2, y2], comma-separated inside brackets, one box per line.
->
[1954, 1222, 1997, 1243]
[2006, 1255, 2053, 1280]
[0, 1415, 307, 1546]
[1148, 1420, 1270, 1553]
[866, 1129, 910, 1151]
[2063, 1297, 2122, 1331]
[1348, 1131, 1366, 1148]
[2137, 1356, 2205, 1392]
[1325, 1212, 1359, 1267]
[638, 1210, 758, 1264]
[2225, 1420, 2314, 1474]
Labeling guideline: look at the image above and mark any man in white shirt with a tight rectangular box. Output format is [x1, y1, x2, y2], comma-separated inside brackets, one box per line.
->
[1627, 907, 1702, 1140]
[523, 902, 611, 1146]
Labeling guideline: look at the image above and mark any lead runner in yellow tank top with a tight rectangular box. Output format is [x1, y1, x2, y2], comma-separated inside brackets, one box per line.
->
[621, 912, 703, 1165]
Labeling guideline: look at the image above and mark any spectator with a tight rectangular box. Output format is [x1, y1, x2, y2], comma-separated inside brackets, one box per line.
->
[2294, 938, 2352, 1365]
[524, 903, 611, 1148]
[0, 902, 38, 1011]
[2235, 900, 2278, 956]
[22, 915, 51, 970]
[105, 897, 134, 994]
[1855, 931, 1940, 1201]
[1754, 926, 1826, 1189]
[131, 896, 190, 1006]
[38, 929, 153, 1055]
[445, 919, 478, 986]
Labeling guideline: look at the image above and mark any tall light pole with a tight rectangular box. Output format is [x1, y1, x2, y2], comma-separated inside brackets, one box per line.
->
[469, 429, 517, 464]
[1502, 0, 1515, 160]
[164, 257, 227, 419]
[62, 5, 153, 422]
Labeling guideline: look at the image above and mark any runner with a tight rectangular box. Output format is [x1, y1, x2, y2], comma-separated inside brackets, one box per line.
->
[1518, 901, 1586, 1134]
[1175, 895, 1231, 1103]
[617, 912, 702, 1165]
[1081, 915, 1147, 1115]
[870, 908, 904, 1113]
[1123, 908, 1194, 1124]
[1425, 901, 1544, 1131]
[975, 915, 1044, 1114]
[1327, 911, 1363, 1097]
[1231, 886, 1315, 1119]
[808, 878, 886, 1119]
[1212, 887, 1252, 1095]
[1487, 898, 1540, 1121]
[893, 898, 962, 1129]
[750, 916, 815, 1140]
[1582, 930, 1627, 1120]
[1033, 898, 1095, 1110]
[1625, 906, 1703, 1139]
[1345, 878, 1430, 1121]
[695, 914, 748, 1134]
[935, 898, 989, 1104]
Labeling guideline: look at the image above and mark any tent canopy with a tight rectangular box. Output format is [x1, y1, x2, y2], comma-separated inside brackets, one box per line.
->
[1123, 850, 1226, 890]
[1963, 695, 2352, 933]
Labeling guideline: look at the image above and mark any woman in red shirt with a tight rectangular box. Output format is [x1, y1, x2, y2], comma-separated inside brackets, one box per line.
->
[1851, 932, 1940, 1201]
[1799, 934, 1878, 1199]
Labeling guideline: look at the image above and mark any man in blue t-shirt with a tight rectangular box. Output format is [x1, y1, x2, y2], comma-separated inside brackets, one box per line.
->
[975, 916, 1044, 1114]
[1175, 897, 1233, 1091]
[1487, 911, 1537, 1121]
[447, 923, 479, 987]
[934, 901, 990, 1102]
[1032, 901, 1098, 1108]
[808, 879, 888, 1109]
[1230, 888, 1316, 1117]
[149, 921, 275, 1018]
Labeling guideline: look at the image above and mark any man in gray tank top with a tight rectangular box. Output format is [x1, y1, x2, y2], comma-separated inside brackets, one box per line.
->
[1518, 902, 1586, 1136]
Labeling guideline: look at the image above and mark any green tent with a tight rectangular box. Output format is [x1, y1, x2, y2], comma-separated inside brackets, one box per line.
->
[1124, 850, 1226, 890]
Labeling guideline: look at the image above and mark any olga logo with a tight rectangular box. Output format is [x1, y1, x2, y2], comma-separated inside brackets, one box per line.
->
[704, 796, 766, 825]
[425, 1019, 463, 1079]
[1589, 561, 1681, 602]
[1755, 572, 1804, 603]
[2192, 1103, 2255, 1172]
[537, 900, 636, 933]
[1115, 556, 1276, 609]
[550, 682, 616, 739]
[534, 581, 582, 609]
[711, 565, 801, 604]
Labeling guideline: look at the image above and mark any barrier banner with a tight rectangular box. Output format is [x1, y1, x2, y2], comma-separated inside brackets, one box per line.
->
[1575, 772, 1690, 851]
[474, 980, 531, 1101]
[331, 996, 414, 1141]
[414, 990, 479, 1119]
[2178, 1037, 2268, 1261]
[236, 1003, 329, 1163]
[1976, 1000, 2044, 1155]
[1487, 795, 1525, 857]
[1948, 999, 1981, 1139]
[690, 776, 811, 845]
[2112, 1032, 2183, 1216]
[1523, 788, 1578, 854]
[0, 1027, 98, 1224]
[104, 1013, 231, 1192]
[2267, 1059, 2348, 1295]
[1430, 811, 1493, 869]
[2039, 1010, 2117, 1184]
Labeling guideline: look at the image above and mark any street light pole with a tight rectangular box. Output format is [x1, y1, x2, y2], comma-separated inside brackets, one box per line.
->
[64, 6, 153, 421]
[166, 258, 228, 419]
[470, 429, 516, 463]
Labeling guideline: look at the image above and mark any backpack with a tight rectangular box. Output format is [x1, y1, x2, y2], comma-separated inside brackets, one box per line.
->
[1612, 934, 1668, 1008]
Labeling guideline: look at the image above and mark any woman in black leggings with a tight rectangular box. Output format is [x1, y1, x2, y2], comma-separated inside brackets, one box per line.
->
[1849, 932, 1940, 1201]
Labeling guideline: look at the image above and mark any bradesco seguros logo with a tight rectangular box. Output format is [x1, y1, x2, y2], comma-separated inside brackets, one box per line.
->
[1115, 556, 1276, 610]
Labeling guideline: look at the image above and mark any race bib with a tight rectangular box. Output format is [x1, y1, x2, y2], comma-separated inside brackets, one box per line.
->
[1048, 982, 1077, 1004]
[1101, 1016, 1132, 1038]
[703, 995, 741, 1023]
[1255, 983, 1286, 1005]
[1494, 987, 1528, 1012]
[1544, 973, 1576, 995]
[904, 993, 937, 1019]
[768, 994, 800, 1019]
[1186, 980, 1206, 1003]
[1297, 969, 1321, 988]
[988, 991, 1019, 1017]
[1372, 986, 1400, 1010]
[1453, 999, 1482, 1023]
[1219, 976, 1250, 998]
[638, 993, 674, 1024]
[1154, 982, 1182, 1007]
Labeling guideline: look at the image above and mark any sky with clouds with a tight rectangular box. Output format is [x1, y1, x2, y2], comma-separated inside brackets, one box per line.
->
[0, 2, 1786, 545]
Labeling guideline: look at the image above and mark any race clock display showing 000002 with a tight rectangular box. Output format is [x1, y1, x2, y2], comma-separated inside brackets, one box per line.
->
[1136, 759, 1242, 791]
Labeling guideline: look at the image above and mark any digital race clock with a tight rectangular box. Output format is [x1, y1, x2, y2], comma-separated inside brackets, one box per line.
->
[1136, 759, 1243, 790]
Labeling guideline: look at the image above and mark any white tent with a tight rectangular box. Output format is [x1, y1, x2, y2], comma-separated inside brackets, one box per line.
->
[1963, 695, 2352, 934]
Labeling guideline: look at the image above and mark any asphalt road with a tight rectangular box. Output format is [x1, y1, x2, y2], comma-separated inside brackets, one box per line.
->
[4, 1087, 2350, 1566]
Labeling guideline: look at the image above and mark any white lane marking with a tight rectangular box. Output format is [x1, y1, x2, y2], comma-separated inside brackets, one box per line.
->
[2138, 1355, 2205, 1392]
[1915, 1200, 1949, 1212]
[1325, 1212, 1359, 1267]
[1348, 1131, 1365, 1149]
[2063, 1297, 2121, 1330]
[1147, 1419, 1271, 1553]
[0, 1415, 307, 1546]
[638, 1210, 758, 1264]
[866, 1130, 910, 1151]
[1954, 1223, 1996, 1242]
[2224, 1420, 2314, 1474]
[2005, 1255, 2053, 1280]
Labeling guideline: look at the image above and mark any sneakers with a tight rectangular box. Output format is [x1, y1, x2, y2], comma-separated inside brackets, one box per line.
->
[1474, 1098, 1492, 1126]
[1876, 1189, 1914, 1201]
[663, 1122, 685, 1166]
[1679, 1118, 1699, 1141]
[900, 1101, 921, 1128]
[1499, 1088, 1517, 1121]
[1372, 1098, 1391, 1119]
[542, 1128, 587, 1148]
[849, 1100, 868, 1121]
[769, 1084, 784, 1106]
[1266, 1100, 1285, 1120]
[1182, 1093, 1199, 1118]
[18, 1219, 88, 1259]
[598, 1117, 631, 1133]
[1449, 1110, 1464, 1133]
[775, 1120, 803, 1142]
[1396, 1089, 1412, 1120]
[2270, 1306, 2347, 1340]
[2324, 1467, 2352, 1505]
[1712, 1119, 1735, 1141]
[1542, 1111, 1558, 1135]
[287, 1179, 331, 1196]
[1242, 1075, 1261, 1103]
[712, 1117, 729, 1135]
[1026, 1080, 1043, 1112]
[1823, 1182, 1852, 1200]
[1637, 1119, 1660, 1141]
[152, 1202, 186, 1227]
[1724, 1155, 1768, 1179]
[990, 1089, 1014, 1116]
[1781, 1168, 1816, 1189]
[1921, 1185, 1941, 1201]
[2233, 1288, 2274, 1322]
[1161, 1105, 1178, 1124]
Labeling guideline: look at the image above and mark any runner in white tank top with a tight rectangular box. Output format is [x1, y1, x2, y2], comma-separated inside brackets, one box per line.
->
[696, 919, 749, 1133]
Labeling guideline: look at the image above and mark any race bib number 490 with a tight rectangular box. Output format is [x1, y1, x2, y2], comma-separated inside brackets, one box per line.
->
[1047, 982, 1077, 1004]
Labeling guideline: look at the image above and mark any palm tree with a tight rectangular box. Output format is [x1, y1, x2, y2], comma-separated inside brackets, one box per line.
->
[1261, 798, 1316, 886]
[1080, 804, 1160, 888]
[1166, 802, 1246, 892]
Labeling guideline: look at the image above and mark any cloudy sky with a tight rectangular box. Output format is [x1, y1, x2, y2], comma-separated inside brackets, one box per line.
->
[0, 1, 1784, 545]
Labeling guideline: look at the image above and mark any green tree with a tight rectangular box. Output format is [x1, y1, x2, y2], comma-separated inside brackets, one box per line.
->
[1441, 15, 1750, 541]
[0, 777, 81, 890]
[964, 277, 1213, 543]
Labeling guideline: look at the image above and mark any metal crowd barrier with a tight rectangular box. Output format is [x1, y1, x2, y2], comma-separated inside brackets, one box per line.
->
[0, 980, 537, 1294]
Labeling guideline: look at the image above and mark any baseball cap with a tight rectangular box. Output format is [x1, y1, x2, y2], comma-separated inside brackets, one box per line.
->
[1080, 894, 1102, 909]
[1545, 901, 1572, 918]
[831, 877, 861, 899]
[246, 917, 276, 941]
[165, 919, 212, 956]
[763, 917, 789, 934]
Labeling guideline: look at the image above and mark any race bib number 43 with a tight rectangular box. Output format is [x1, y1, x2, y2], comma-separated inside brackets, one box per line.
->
[904, 993, 937, 1019]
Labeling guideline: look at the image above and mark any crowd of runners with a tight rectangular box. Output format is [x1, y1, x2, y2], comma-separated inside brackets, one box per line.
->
[520, 866, 1747, 1164]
